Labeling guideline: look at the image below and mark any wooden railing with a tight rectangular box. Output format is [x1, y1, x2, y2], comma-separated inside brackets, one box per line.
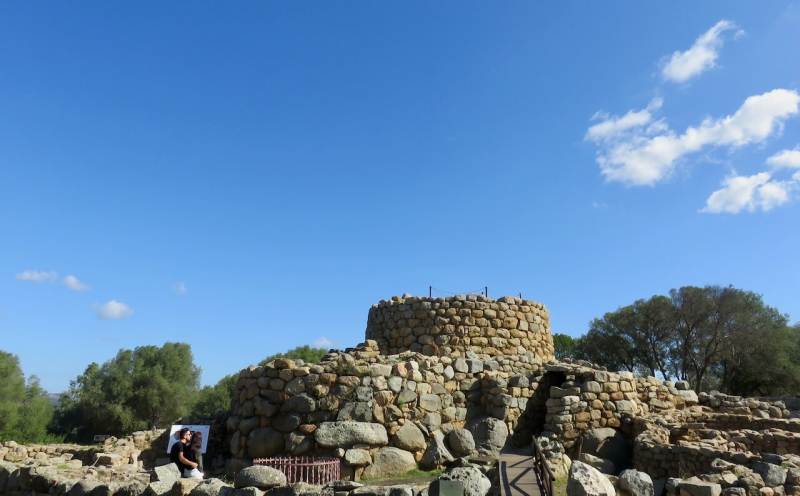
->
[532, 439, 556, 496]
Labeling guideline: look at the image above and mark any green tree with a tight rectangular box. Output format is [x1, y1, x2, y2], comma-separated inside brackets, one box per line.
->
[0, 351, 54, 443]
[191, 373, 237, 416]
[53, 342, 200, 441]
[669, 285, 791, 392]
[576, 285, 798, 395]
[552, 333, 577, 360]
[259, 345, 328, 366]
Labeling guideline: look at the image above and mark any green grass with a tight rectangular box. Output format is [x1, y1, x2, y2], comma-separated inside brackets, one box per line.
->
[361, 467, 442, 483]
[553, 477, 568, 496]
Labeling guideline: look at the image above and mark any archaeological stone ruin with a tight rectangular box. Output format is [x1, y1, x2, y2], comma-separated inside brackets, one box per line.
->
[4, 293, 800, 496]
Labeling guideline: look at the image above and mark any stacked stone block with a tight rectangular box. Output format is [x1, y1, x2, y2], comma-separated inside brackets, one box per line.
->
[228, 340, 548, 477]
[365, 294, 553, 359]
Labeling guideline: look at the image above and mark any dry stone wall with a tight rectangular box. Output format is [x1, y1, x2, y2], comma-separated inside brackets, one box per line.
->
[228, 337, 549, 479]
[528, 360, 800, 480]
[365, 294, 553, 359]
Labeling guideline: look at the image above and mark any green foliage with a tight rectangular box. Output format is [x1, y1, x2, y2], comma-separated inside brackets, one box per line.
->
[552, 333, 577, 360]
[576, 285, 800, 396]
[331, 361, 355, 376]
[259, 345, 328, 366]
[0, 351, 55, 443]
[52, 342, 201, 441]
[190, 373, 237, 416]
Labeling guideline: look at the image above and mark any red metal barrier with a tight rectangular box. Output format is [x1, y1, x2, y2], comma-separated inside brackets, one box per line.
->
[253, 456, 341, 484]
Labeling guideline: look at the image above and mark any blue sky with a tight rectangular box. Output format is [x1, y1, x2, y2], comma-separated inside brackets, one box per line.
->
[2, 2, 799, 393]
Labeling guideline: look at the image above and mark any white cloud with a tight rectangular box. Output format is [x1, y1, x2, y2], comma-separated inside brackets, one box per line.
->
[587, 89, 800, 186]
[16, 270, 58, 283]
[767, 148, 800, 169]
[314, 337, 333, 348]
[592, 202, 609, 209]
[586, 98, 663, 141]
[701, 172, 794, 213]
[662, 20, 738, 83]
[172, 282, 187, 295]
[63, 275, 90, 291]
[95, 300, 134, 320]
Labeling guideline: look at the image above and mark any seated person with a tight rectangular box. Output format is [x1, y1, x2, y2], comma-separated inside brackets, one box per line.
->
[183, 431, 204, 479]
[170, 428, 199, 477]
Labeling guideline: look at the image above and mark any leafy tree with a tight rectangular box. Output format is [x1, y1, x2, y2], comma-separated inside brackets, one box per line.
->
[191, 373, 237, 416]
[574, 315, 638, 373]
[0, 351, 54, 443]
[582, 295, 675, 379]
[552, 333, 577, 360]
[259, 345, 328, 366]
[53, 342, 200, 440]
[669, 286, 791, 392]
[576, 285, 799, 395]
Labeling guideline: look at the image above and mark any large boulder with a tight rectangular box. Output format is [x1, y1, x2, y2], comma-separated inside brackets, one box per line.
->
[393, 423, 426, 452]
[465, 417, 508, 457]
[350, 487, 395, 496]
[420, 432, 455, 470]
[286, 432, 315, 456]
[344, 449, 372, 466]
[172, 479, 202, 496]
[248, 428, 286, 458]
[361, 448, 416, 480]
[419, 394, 442, 411]
[566, 461, 615, 496]
[235, 466, 287, 490]
[678, 481, 721, 496]
[314, 422, 388, 448]
[233, 489, 264, 496]
[29, 466, 60, 493]
[147, 481, 174, 496]
[579, 454, 614, 475]
[448, 429, 475, 457]
[264, 482, 323, 496]
[752, 462, 786, 487]
[273, 414, 302, 433]
[581, 428, 632, 472]
[154, 464, 182, 483]
[0, 461, 17, 492]
[430, 467, 491, 496]
[118, 482, 148, 496]
[738, 473, 764, 496]
[69, 480, 102, 496]
[190, 480, 234, 496]
[337, 403, 373, 422]
[619, 469, 653, 496]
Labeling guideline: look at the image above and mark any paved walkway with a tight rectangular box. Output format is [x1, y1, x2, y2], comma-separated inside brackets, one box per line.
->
[499, 451, 542, 496]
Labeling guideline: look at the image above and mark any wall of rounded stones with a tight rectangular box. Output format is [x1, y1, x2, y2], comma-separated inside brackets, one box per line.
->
[365, 294, 553, 359]
[228, 340, 548, 478]
[533, 361, 800, 480]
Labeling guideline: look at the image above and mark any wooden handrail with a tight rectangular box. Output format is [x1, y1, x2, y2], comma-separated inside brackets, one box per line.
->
[532, 439, 556, 496]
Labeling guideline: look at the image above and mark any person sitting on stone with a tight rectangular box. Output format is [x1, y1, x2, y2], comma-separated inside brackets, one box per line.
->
[170, 428, 199, 477]
[183, 431, 204, 479]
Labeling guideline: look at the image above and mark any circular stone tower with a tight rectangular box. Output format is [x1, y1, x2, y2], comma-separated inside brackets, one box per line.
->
[365, 293, 554, 360]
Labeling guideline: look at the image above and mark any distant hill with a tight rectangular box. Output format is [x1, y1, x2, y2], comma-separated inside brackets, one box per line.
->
[46, 392, 61, 407]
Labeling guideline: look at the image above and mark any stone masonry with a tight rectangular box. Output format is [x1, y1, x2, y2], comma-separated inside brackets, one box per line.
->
[365, 294, 553, 359]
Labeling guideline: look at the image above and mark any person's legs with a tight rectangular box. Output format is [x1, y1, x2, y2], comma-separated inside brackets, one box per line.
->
[183, 468, 203, 479]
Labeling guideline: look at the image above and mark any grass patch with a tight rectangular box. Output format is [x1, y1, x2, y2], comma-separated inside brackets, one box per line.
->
[361, 467, 442, 483]
[403, 468, 442, 478]
[553, 477, 568, 496]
